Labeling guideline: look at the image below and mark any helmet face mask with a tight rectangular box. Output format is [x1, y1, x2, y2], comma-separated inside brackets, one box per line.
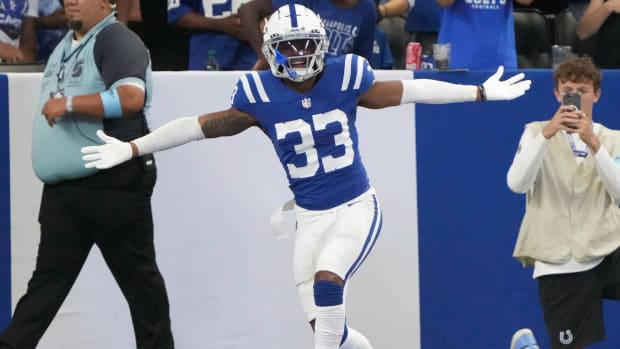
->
[262, 4, 329, 82]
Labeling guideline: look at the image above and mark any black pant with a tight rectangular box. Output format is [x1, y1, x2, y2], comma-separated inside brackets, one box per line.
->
[0, 156, 174, 349]
[537, 248, 620, 349]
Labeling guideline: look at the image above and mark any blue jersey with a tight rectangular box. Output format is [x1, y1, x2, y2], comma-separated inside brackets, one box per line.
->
[272, 0, 376, 63]
[232, 54, 375, 210]
[168, 0, 256, 70]
[438, 0, 517, 69]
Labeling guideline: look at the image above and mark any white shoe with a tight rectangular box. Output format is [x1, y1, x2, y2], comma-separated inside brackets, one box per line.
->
[511, 328, 540, 349]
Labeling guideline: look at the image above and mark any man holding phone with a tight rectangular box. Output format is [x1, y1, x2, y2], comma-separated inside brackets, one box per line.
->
[506, 56, 620, 349]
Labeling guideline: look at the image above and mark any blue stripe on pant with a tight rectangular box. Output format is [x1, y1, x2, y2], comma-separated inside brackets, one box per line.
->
[345, 195, 382, 281]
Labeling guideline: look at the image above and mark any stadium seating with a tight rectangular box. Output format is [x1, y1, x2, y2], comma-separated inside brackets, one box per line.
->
[514, 8, 552, 68]
[554, 8, 598, 58]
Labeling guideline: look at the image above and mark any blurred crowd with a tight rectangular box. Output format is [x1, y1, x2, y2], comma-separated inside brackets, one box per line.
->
[1, 0, 619, 71]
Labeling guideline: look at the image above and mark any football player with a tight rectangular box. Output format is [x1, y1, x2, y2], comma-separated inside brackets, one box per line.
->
[80, 4, 531, 349]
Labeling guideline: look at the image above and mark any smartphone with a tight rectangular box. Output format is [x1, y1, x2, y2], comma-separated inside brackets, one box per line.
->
[562, 92, 581, 130]
[562, 92, 581, 110]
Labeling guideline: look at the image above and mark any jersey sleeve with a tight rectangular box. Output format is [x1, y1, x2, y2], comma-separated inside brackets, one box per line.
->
[358, 55, 375, 95]
[339, 54, 375, 96]
[230, 71, 274, 122]
[93, 24, 149, 90]
[230, 73, 253, 112]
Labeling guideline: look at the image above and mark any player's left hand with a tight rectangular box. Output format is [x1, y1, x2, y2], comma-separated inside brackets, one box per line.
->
[81, 130, 133, 169]
[482, 66, 532, 101]
[41, 97, 67, 127]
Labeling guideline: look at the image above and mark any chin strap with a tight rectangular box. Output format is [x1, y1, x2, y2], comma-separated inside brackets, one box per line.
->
[275, 49, 298, 80]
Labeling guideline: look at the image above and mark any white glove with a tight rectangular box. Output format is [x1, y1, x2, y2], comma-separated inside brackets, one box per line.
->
[481, 66, 532, 101]
[81, 130, 133, 169]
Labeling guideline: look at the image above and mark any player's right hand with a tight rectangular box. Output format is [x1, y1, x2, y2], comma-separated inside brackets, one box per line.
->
[81, 130, 133, 169]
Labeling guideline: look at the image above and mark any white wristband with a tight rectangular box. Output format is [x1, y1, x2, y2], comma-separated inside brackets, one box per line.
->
[132, 116, 205, 156]
[66, 96, 73, 114]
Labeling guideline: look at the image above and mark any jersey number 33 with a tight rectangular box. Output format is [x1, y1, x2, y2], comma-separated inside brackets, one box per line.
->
[276, 109, 354, 179]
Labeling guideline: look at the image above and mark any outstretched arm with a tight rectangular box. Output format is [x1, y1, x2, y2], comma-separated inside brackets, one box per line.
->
[359, 66, 531, 109]
[81, 108, 258, 169]
[132, 108, 259, 156]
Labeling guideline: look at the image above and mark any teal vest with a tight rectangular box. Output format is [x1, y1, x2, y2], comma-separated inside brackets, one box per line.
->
[32, 14, 150, 184]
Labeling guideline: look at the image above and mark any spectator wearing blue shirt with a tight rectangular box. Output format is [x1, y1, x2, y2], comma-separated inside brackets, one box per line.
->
[437, 0, 533, 69]
[168, 0, 257, 70]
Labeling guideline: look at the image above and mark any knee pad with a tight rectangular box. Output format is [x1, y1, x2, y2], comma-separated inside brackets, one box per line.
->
[314, 280, 344, 307]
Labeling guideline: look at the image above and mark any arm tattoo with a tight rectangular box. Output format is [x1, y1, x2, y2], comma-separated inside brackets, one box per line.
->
[201, 110, 256, 138]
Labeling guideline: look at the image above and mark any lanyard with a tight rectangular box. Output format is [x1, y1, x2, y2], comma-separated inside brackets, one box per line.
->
[55, 33, 95, 94]
[53, 13, 117, 95]
[566, 133, 588, 158]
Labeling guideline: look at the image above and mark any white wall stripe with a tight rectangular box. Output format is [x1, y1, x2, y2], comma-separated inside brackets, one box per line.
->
[251, 72, 270, 103]
[341, 54, 353, 91]
[240, 75, 256, 104]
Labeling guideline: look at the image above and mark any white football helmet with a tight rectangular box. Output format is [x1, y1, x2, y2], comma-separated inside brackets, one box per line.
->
[262, 4, 329, 82]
